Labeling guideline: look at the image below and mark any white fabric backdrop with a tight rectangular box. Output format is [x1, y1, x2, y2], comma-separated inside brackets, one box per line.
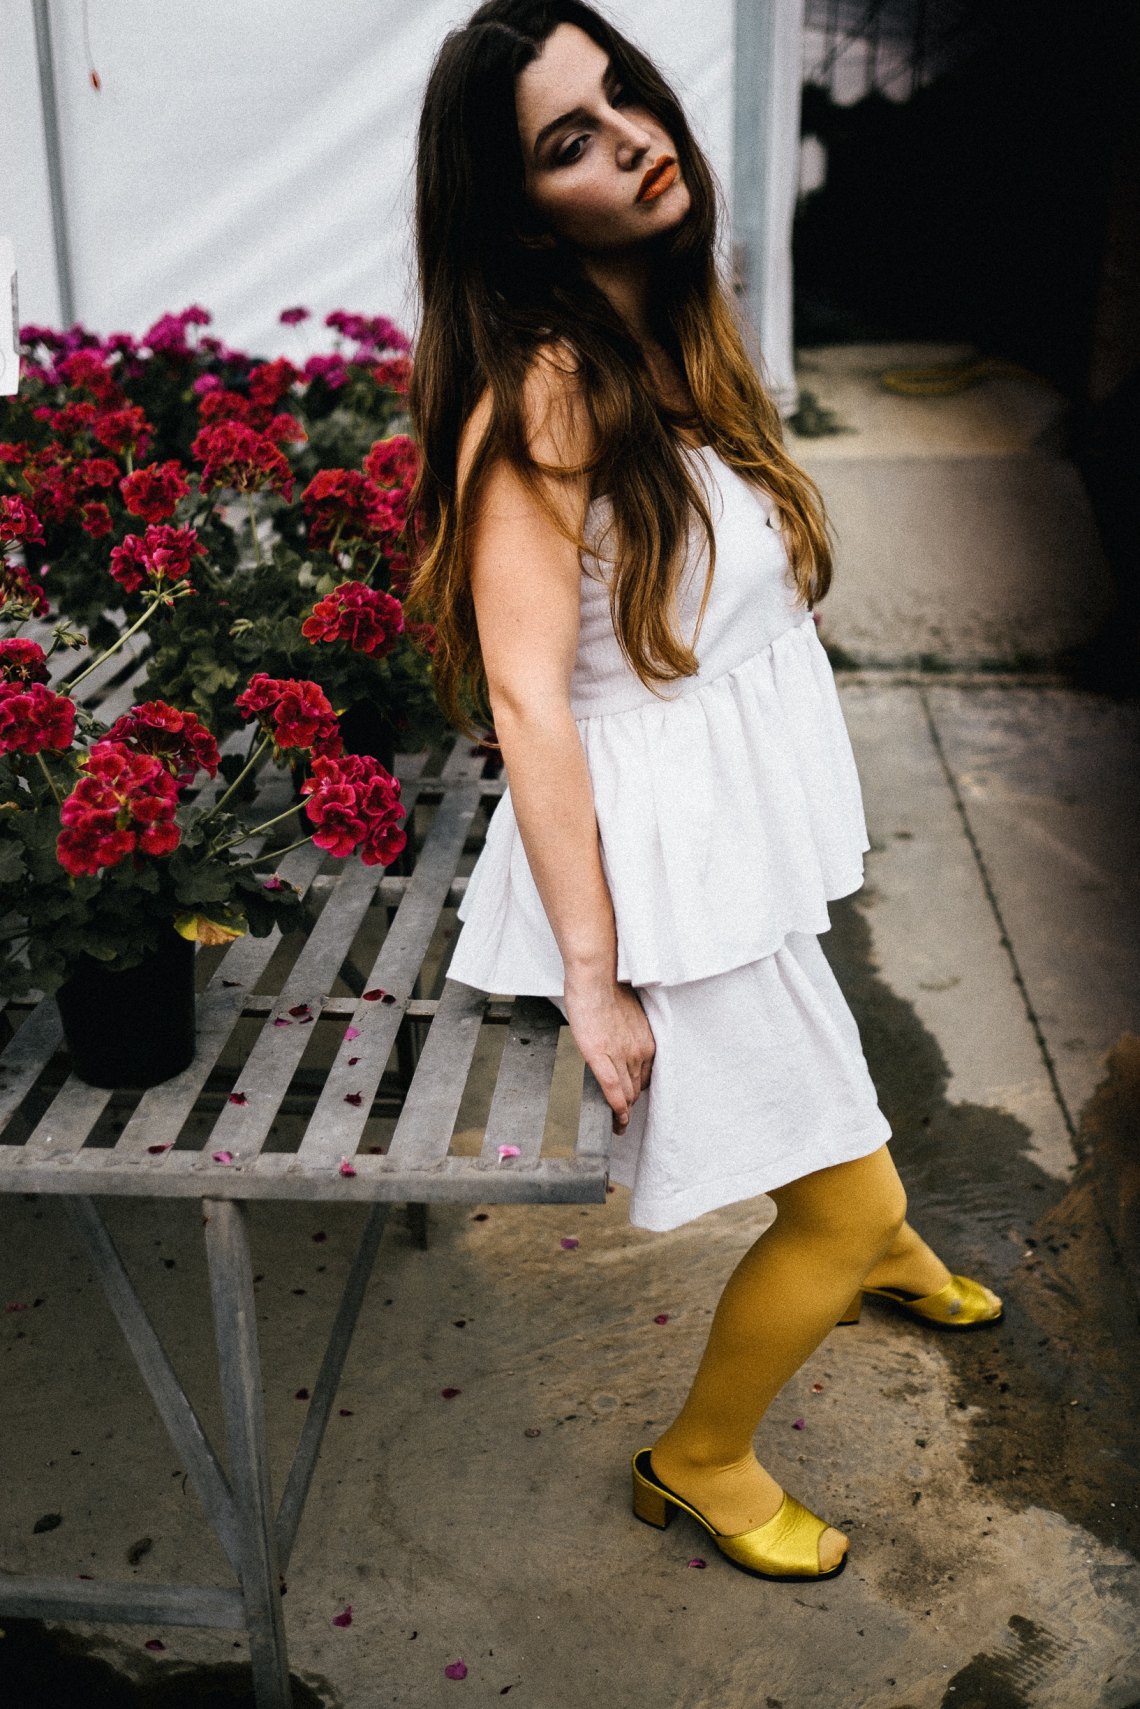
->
[3, 0, 737, 359]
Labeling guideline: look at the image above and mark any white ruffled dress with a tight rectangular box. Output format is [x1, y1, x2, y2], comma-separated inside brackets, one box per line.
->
[445, 444, 891, 1230]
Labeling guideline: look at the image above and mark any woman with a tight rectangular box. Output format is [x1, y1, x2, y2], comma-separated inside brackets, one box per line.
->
[405, 0, 1001, 1582]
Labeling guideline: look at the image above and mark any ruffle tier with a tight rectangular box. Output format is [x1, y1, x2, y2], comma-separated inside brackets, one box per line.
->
[447, 613, 870, 997]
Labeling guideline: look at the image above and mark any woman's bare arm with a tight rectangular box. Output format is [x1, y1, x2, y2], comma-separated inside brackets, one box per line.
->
[459, 353, 654, 1132]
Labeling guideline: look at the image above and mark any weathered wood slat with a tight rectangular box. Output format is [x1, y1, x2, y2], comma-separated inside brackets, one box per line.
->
[0, 1575, 244, 1629]
[381, 977, 488, 1168]
[479, 995, 563, 1166]
[0, 999, 64, 1125]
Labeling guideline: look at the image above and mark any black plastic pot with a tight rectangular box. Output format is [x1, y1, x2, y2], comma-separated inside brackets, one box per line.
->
[56, 928, 197, 1089]
[291, 699, 399, 800]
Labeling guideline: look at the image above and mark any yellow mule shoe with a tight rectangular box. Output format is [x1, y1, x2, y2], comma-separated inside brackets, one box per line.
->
[630, 1449, 848, 1581]
[837, 1272, 1003, 1329]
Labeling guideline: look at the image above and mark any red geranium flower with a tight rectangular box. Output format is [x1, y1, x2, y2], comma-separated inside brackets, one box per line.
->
[0, 558, 49, 617]
[0, 495, 45, 547]
[57, 350, 122, 406]
[91, 404, 152, 460]
[57, 741, 181, 876]
[363, 435, 418, 490]
[300, 469, 404, 551]
[0, 682, 76, 756]
[370, 356, 412, 396]
[119, 460, 191, 523]
[0, 639, 49, 684]
[191, 420, 295, 501]
[80, 502, 113, 538]
[301, 753, 406, 866]
[301, 580, 405, 657]
[249, 358, 301, 411]
[109, 524, 205, 595]
[235, 673, 343, 757]
[105, 701, 220, 789]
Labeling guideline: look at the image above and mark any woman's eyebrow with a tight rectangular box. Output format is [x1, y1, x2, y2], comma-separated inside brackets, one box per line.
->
[531, 58, 620, 161]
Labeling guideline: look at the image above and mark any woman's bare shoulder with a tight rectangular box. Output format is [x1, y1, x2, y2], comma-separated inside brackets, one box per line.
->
[456, 341, 592, 504]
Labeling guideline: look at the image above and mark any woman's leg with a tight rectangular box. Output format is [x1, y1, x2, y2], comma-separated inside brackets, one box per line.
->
[649, 1143, 907, 1569]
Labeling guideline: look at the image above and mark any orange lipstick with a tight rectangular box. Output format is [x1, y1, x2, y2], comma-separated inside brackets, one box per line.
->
[637, 156, 678, 202]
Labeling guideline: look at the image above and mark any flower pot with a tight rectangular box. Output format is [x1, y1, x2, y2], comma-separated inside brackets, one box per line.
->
[56, 928, 196, 1089]
[337, 698, 398, 771]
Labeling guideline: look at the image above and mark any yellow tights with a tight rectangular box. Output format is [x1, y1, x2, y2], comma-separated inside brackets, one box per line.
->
[649, 1144, 948, 1571]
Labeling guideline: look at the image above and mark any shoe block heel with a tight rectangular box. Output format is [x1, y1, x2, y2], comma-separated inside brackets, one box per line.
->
[836, 1289, 863, 1326]
[632, 1473, 676, 1530]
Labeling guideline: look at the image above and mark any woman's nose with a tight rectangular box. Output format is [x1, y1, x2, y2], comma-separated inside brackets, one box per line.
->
[613, 115, 655, 162]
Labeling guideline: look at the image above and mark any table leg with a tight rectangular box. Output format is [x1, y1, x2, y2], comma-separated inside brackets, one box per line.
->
[203, 1198, 293, 1709]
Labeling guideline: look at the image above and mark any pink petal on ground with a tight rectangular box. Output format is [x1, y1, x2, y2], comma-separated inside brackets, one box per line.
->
[348, 1057, 360, 1066]
[560, 1237, 579, 1250]
[298, 1014, 314, 1024]
[606, 1184, 616, 1193]
[344, 1026, 361, 1041]
[288, 1003, 311, 1017]
[792, 1417, 806, 1430]
[687, 1558, 707, 1570]
[338, 1158, 357, 1177]
[811, 1382, 824, 1393]
[294, 1388, 310, 1401]
[440, 1387, 461, 1400]
[339, 1408, 354, 1416]
[331, 1605, 353, 1628]
[344, 1092, 363, 1106]
[653, 1314, 669, 1324]
[146, 1144, 172, 1154]
[144, 1638, 166, 1651]
[362, 988, 385, 1001]
[5, 1302, 27, 1312]
[273, 1017, 292, 1027]
[211, 1151, 235, 1165]
[227, 1092, 248, 1105]
[497, 1144, 521, 1161]
[263, 876, 285, 890]
[444, 1660, 468, 1680]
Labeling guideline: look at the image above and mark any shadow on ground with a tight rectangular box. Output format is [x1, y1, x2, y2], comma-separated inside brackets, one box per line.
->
[828, 891, 1140, 1562]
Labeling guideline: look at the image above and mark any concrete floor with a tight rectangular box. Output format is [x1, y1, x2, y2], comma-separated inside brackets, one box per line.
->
[2, 348, 1139, 1707]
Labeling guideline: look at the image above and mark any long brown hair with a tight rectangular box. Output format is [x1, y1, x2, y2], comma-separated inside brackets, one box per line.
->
[405, 0, 835, 740]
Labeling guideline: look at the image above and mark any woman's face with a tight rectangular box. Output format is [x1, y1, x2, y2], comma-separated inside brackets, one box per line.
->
[515, 23, 691, 255]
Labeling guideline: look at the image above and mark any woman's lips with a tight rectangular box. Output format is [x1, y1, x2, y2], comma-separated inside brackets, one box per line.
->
[636, 157, 678, 202]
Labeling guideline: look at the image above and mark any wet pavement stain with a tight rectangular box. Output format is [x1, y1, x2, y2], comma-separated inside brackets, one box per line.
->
[0, 1618, 335, 1708]
[938, 1612, 1067, 1709]
[825, 893, 1140, 1560]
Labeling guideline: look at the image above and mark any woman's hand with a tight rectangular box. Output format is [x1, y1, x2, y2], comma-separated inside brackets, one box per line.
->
[563, 972, 655, 1135]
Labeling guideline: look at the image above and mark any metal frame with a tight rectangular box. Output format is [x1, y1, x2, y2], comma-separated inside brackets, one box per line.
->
[0, 730, 612, 1706]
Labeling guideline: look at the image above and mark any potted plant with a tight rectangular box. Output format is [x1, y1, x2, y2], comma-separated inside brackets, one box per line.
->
[1, 304, 446, 773]
[0, 556, 408, 1088]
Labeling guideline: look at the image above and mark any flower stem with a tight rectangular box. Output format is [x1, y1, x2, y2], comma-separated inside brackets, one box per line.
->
[245, 492, 264, 566]
[202, 731, 272, 821]
[209, 801, 304, 858]
[235, 833, 313, 868]
[62, 588, 185, 693]
[35, 752, 63, 805]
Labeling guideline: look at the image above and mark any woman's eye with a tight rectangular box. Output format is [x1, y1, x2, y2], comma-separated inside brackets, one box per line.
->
[556, 135, 588, 166]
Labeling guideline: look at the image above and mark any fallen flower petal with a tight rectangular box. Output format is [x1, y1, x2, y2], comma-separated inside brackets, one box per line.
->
[289, 1003, 311, 1017]
[811, 1382, 824, 1393]
[792, 1417, 806, 1430]
[211, 1150, 235, 1165]
[273, 1017, 292, 1027]
[687, 1558, 707, 1570]
[345, 1025, 361, 1040]
[344, 1092, 363, 1106]
[331, 1605, 353, 1628]
[440, 1387, 461, 1400]
[338, 1408, 354, 1416]
[312, 1231, 327, 1243]
[146, 1143, 172, 1155]
[295, 1388, 310, 1401]
[348, 1056, 360, 1066]
[653, 1313, 669, 1324]
[227, 1092, 248, 1106]
[5, 1302, 28, 1312]
[144, 1638, 166, 1651]
[444, 1660, 468, 1680]
[338, 1158, 357, 1177]
[497, 1144, 521, 1161]
[560, 1237, 579, 1250]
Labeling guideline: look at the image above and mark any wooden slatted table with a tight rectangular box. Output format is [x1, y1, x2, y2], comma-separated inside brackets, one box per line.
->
[0, 715, 611, 1708]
